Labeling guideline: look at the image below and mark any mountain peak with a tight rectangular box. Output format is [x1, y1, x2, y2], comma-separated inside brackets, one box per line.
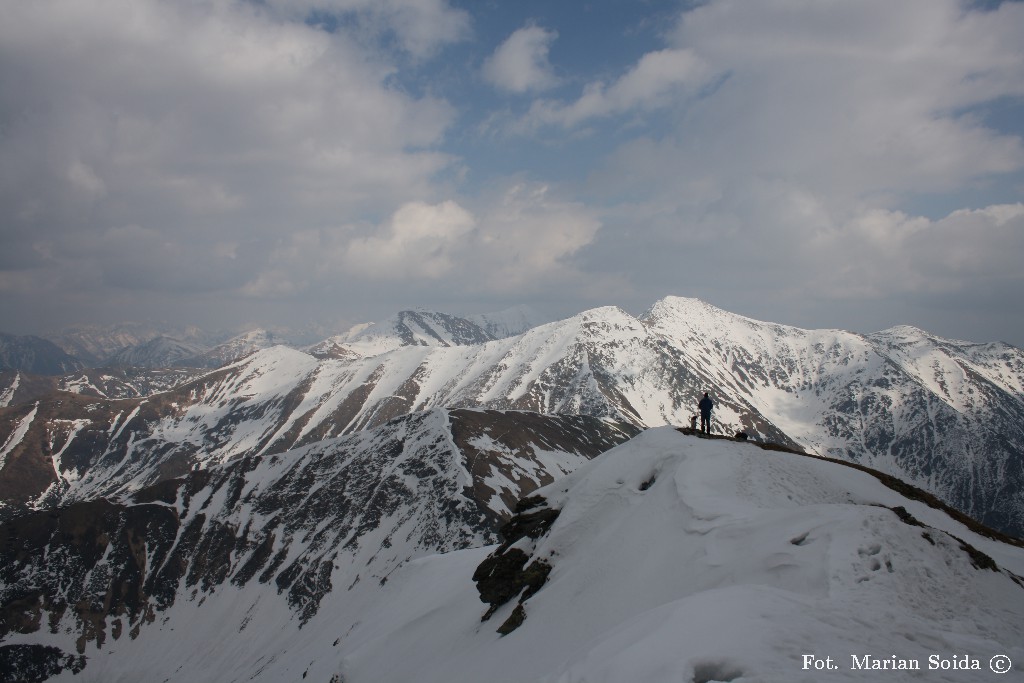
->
[642, 296, 748, 327]
[867, 324, 991, 350]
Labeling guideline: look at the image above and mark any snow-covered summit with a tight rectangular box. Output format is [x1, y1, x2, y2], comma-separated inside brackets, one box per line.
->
[338, 428, 1024, 683]
[311, 309, 507, 359]
[642, 295, 846, 344]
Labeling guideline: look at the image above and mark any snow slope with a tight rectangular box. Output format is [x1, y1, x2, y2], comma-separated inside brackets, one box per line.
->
[19, 427, 1023, 683]
[335, 429, 1024, 683]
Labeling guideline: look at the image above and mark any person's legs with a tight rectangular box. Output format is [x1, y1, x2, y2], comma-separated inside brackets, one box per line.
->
[700, 413, 710, 433]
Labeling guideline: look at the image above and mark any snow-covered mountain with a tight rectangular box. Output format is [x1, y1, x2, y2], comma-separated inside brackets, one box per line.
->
[56, 367, 207, 400]
[641, 297, 1024, 536]
[1, 297, 1021, 537]
[0, 408, 637, 678]
[347, 429, 1024, 683]
[2, 426, 1021, 681]
[308, 308, 534, 360]
[1, 371, 59, 409]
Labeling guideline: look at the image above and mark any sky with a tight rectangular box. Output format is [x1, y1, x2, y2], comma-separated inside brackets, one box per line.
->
[1, 0, 1023, 346]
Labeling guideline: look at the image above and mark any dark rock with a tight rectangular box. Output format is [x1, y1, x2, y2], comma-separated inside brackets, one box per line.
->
[497, 604, 526, 636]
[498, 507, 560, 546]
[0, 644, 86, 683]
[473, 548, 530, 615]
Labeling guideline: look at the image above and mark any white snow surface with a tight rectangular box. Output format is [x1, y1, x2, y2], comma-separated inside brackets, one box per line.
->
[0, 372, 18, 407]
[0, 402, 36, 471]
[45, 428, 1024, 683]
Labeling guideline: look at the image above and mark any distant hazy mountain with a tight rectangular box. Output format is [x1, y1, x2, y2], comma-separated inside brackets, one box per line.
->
[46, 322, 209, 365]
[104, 336, 208, 368]
[0, 333, 84, 375]
[181, 328, 290, 368]
[308, 309, 517, 360]
[96, 328, 291, 369]
[466, 304, 545, 340]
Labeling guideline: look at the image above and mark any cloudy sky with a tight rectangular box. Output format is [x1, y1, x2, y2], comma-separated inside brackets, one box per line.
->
[2, 0, 1023, 345]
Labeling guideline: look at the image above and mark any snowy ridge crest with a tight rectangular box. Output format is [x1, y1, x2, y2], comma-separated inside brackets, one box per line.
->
[388, 429, 1024, 683]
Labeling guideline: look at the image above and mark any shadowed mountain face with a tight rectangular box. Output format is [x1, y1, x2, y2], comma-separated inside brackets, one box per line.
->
[0, 334, 84, 376]
[1, 297, 1021, 537]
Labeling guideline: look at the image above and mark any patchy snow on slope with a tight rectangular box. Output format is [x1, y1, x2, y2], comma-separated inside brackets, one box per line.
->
[467, 431, 589, 517]
[0, 372, 17, 407]
[49, 419, 90, 482]
[0, 402, 37, 471]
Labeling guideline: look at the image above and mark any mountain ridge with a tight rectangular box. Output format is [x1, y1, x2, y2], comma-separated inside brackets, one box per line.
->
[0, 297, 1021, 537]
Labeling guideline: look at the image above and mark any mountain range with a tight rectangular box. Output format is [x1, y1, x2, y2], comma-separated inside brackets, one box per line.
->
[2, 296, 1021, 536]
[0, 296, 1022, 681]
[0, 306, 545, 375]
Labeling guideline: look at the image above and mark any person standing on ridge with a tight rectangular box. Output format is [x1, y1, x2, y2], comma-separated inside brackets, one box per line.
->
[698, 392, 713, 434]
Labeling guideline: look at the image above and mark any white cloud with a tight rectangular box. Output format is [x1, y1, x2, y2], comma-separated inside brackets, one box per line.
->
[804, 203, 1024, 300]
[524, 48, 709, 128]
[483, 25, 560, 94]
[67, 161, 106, 199]
[571, 0, 1024, 342]
[662, 0, 1024, 199]
[0, 0, 458, 306]
[344, 200, 476, 278]
[258, 183, 601, 296]
[474, 183, 601, 289]
[339, 184, 601, 288]
[2, 0, 1023, 346]
[262, 0, 471, 57]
